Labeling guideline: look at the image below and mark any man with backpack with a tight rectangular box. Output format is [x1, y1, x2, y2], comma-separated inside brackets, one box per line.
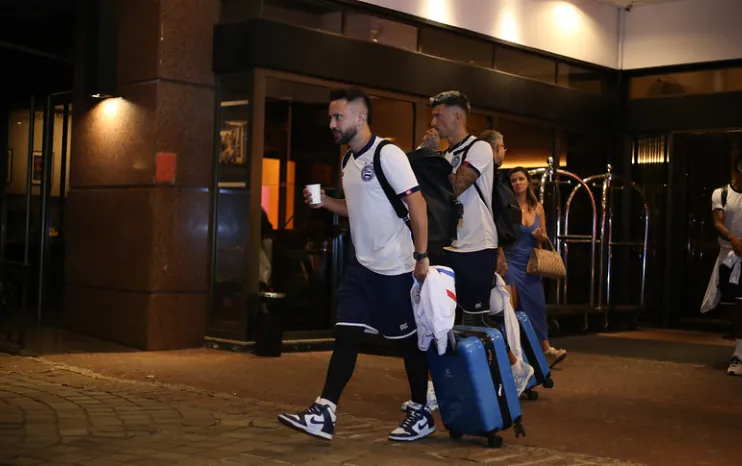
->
[405, 127, 460, 266]
[702, 154, 742, 376]
[429, 90, 533, 393]
[277, 87, 437, 442]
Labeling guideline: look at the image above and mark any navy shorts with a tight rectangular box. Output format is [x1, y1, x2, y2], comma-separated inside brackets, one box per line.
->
[336, 263, 417, 339]
[719, 264, 742, 304]
[443, 248, 498, 314]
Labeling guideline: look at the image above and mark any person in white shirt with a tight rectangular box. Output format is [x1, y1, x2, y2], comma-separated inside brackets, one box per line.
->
[278, 87, 436, 442]
[429, 90, 533, 393]
[706, 154, 742, 376]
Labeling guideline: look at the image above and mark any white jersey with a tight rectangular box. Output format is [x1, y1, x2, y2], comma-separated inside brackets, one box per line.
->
[712, 185, 742, 247]
[444, 135, 498, 252]
[343, 136, 420, 276]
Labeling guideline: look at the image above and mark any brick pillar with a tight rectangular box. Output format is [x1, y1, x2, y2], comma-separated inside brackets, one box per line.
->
[63, 0, 220, 350]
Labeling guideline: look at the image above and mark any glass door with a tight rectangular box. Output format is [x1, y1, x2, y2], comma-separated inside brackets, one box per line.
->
[667, 131, 741, 327]
[0, 92, 72, 345]
[259, 77, 340, 336]
[253, 72, 419, 339]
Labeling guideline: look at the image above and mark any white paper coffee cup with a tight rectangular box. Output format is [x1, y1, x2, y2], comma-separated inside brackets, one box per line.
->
[307, 184, 322, 205]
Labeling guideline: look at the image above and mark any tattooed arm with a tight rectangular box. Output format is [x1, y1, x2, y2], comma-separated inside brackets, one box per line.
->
[449, 164, 480, 197]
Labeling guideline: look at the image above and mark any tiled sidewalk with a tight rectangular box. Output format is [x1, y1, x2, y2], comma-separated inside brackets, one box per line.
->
[0, 354, 642, 466]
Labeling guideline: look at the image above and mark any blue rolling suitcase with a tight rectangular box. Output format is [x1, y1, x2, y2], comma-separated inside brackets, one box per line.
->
[514, 311, 554, 400]
[427, 325, 525, 448]
[484, 311, 555, 400]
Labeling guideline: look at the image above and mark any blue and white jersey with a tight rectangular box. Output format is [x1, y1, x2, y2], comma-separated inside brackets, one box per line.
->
[444, 135, 498, 252]
[343, 136, 420, 275]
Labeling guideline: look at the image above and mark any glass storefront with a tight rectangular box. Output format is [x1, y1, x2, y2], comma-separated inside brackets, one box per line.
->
[209, 69, 571, 341]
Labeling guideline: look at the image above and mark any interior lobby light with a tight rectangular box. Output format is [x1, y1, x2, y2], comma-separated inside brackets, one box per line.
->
[424, 0, 453, 25]
[90, 93, 114, 99]
[553, 1, 582, 34]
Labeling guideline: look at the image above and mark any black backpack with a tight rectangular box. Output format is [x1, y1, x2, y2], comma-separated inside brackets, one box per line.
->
[342, 140, 463, 254]
[459, 138, 522, 247]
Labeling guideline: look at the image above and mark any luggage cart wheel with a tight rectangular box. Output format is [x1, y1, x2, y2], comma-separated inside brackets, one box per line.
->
[513, 422, 526, 438]
[543, 377, 554, 389]
[524, 389, 539, 400]
[487, 432, 503, 448]
[448, 430, 463, 440]
[548, 318, 561, 337]
[628, 312, 640, 330]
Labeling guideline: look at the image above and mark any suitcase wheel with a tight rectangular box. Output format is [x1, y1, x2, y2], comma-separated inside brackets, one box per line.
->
[513, 421, 526, 438]
[543, 377, 554, 389]
[486, 432, 503, 448]
[447, 429, 463, 440]
[523, 389, 539, 401]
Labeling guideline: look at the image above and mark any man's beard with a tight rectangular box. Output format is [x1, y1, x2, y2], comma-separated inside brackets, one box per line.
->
[333, 126, 358, 145]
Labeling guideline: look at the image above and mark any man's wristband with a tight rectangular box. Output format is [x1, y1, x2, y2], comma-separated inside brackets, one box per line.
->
[413, 251, 428, 261]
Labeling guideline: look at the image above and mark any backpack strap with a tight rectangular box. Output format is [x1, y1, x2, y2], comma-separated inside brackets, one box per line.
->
[456, 137, 490, 211]
[458, 136, 481, 165]
[341, 149, 353, 170]
[372, 140, 412, 233]
[722, 185, 728, 208]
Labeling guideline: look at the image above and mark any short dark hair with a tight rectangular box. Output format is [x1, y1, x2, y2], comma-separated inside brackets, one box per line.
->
[734, 153, 742, 173]
[429, 90, 471, 113]
[329, 87, 373, 124]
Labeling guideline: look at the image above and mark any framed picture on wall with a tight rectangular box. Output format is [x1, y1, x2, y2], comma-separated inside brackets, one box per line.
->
[32, 151, 43, 184]
[6, 149, 12, 185]
[219, 120, 248, 165]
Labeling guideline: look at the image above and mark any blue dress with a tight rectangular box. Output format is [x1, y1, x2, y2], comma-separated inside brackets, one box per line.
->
[505, 218, 548, 341]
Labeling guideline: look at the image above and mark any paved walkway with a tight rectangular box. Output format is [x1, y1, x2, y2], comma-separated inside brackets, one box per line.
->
[0, 354, 642, 466]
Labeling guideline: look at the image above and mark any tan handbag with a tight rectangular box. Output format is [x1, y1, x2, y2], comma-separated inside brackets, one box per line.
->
[527, 237, 566, 279]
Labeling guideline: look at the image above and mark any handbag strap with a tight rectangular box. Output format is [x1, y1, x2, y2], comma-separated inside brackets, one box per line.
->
[543, 235, 557, 253]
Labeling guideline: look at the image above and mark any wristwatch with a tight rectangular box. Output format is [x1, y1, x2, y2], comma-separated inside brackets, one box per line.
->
[413, 251, 428, 261]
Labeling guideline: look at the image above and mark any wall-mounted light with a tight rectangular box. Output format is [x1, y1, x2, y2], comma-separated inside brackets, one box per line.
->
[91, 93, 114, 99]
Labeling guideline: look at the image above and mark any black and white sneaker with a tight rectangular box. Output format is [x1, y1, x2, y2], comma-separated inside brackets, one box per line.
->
[277, 398, 336, 440]
[388, 402, 436, 442]
[727, 356, 742, 376]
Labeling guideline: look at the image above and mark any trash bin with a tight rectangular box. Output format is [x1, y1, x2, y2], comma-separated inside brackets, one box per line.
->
[251, 291, 287, 357]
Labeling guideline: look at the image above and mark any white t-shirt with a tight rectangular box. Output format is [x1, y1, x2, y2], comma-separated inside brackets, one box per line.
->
[343, 136, 419, 276]
[444, 135, 498, 252]
[712, 185, 742, 247]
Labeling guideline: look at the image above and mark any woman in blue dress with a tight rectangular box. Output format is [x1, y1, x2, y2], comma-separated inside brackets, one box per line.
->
[505, 167, 567, 368]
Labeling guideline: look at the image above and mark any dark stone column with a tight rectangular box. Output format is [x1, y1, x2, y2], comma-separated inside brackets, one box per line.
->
[64, 0, 220, 350]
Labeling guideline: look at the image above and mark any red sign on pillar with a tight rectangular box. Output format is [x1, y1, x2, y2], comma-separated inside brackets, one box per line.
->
[155, 152, 177, 184]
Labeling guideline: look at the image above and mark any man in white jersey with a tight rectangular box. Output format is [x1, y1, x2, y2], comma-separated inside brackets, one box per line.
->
[278, 87, 436, 441]
[705, 154, 742, 376]
[429, 90, 533, 392]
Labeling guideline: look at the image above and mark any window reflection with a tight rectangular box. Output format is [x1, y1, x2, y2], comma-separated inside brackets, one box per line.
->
[419, 27, 494, 68]
[343, 12, 418, 51]
[557, 63, 604, 94]
[496, 46, 556, 84]
[630, 67, 742, 99]
[262, 0, 342, 34]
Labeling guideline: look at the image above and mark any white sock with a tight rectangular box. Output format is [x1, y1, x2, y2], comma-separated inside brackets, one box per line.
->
[734, 339, 742, 360]
[317, 397, 337, 414]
